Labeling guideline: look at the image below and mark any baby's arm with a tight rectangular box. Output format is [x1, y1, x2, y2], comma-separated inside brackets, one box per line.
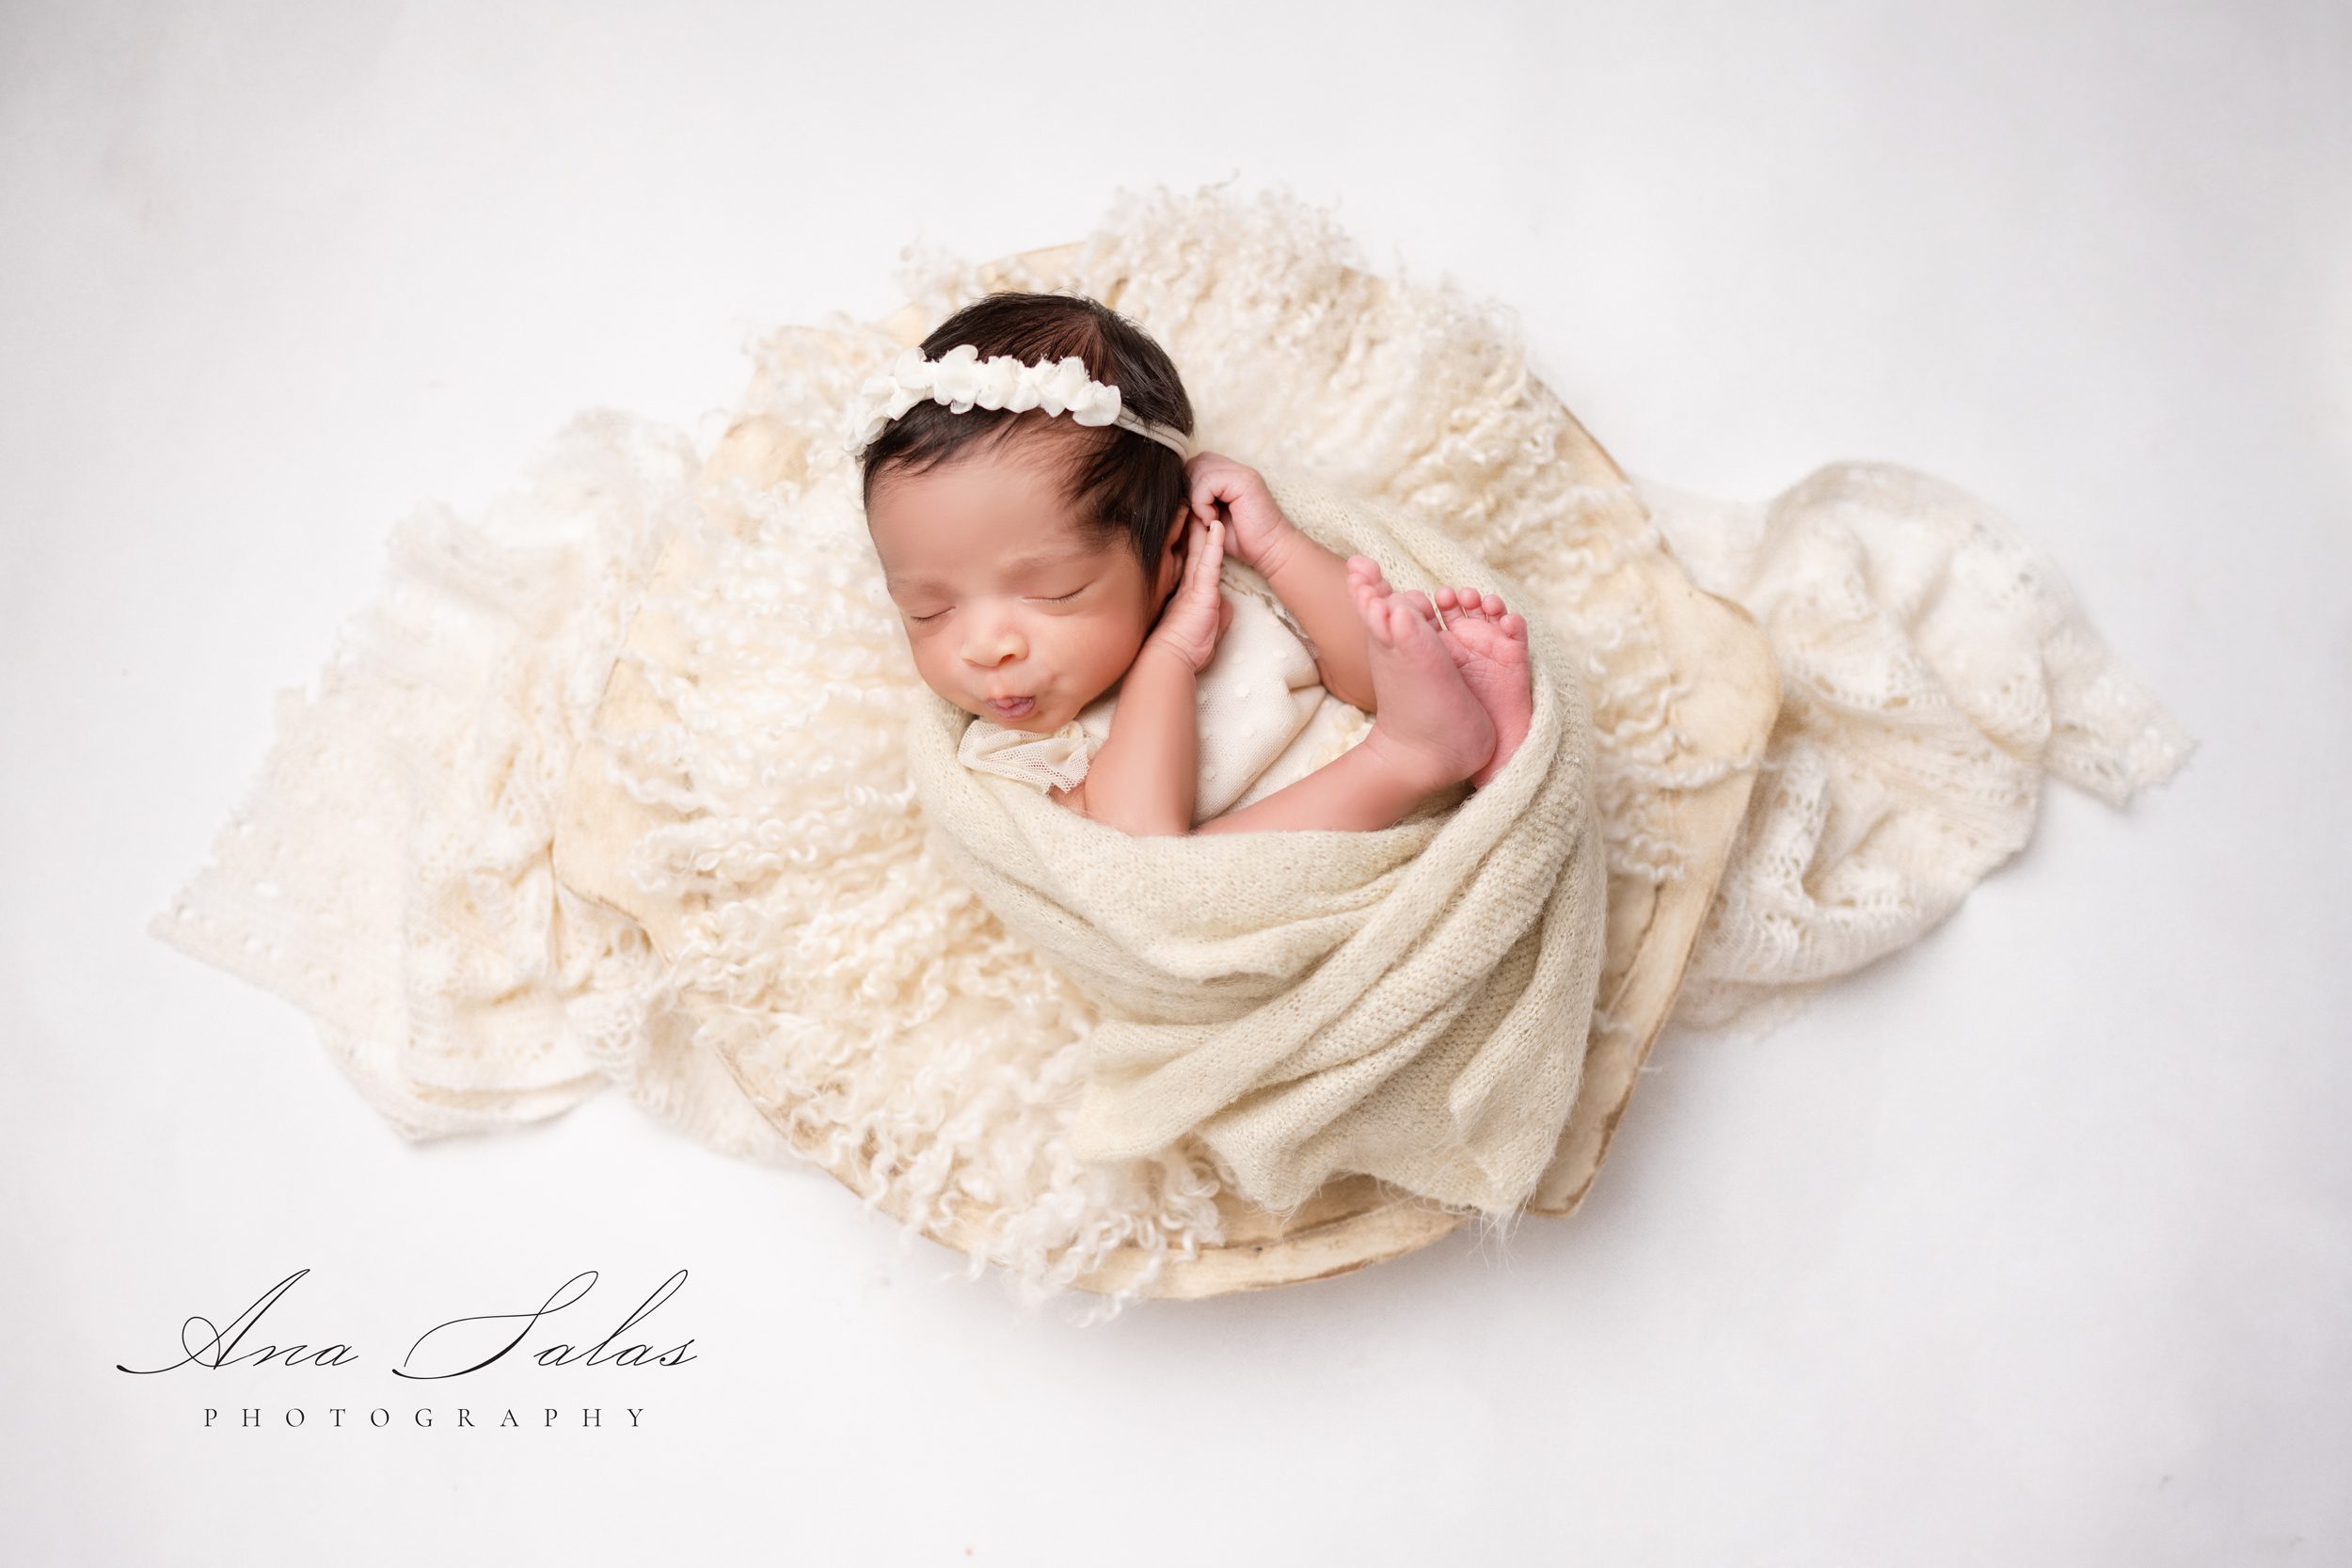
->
[1055, 511, 1232, 836]
[1255, 532, 1378, 713]
[1185, 453, 1376, 713]
[1195, 729, 1456, 833]
[1055, 643, 1197, 834]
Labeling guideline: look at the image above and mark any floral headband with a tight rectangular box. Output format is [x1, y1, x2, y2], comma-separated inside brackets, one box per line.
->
[843, 342, 1195, 461]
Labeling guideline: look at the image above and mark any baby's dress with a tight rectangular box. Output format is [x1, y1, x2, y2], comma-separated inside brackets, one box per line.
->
[956, 558, 1374, 825]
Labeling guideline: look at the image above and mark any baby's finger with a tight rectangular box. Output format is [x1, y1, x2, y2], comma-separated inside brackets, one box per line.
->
[1184, 518, 1218, 594]
[1191, 467, 1242, 516]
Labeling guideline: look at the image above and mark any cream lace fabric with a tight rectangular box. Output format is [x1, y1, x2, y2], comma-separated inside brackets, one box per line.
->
[959, 716, 1095, 793]
[1628, 466, 2197, 1036]
[148, 184, 2195, 1319]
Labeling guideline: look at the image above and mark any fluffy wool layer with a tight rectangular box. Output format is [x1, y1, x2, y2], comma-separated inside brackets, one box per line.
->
[150, 183, 2194, 1323]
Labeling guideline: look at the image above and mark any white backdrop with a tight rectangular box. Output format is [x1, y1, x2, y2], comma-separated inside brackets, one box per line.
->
[6, 1, 2346, 1562]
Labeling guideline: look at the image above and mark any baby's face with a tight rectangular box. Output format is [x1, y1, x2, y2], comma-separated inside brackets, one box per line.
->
[866, 442, 1182, 735]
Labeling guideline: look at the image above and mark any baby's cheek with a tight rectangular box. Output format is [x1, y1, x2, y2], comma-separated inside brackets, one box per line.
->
[1077, 625, 1143, 700]
[912, 651, 956, 703]
[1065, 619, 1122, 673]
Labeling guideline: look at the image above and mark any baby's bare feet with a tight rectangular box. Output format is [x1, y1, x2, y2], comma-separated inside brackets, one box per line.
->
[1345, 557, 1496, 796]
[1425, 584, 1534, 789]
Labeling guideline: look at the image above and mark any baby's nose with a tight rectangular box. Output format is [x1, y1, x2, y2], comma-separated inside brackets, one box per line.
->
[961, 626, 1026, 666]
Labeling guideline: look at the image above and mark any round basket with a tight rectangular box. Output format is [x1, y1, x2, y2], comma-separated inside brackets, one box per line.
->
[554, 240, 1780, 1298]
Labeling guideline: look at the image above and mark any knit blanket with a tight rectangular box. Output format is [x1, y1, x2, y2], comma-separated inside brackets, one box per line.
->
[905, 467, 1607, 1220]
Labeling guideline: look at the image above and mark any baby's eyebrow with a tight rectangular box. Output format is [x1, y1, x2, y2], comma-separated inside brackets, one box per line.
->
[885, 546, 1095, 595]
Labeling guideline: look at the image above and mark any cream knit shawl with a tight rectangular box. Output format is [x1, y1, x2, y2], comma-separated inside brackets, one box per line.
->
[906, 468, 1607, 1219]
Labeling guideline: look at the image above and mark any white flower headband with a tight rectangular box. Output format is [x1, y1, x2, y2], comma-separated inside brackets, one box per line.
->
[843, 342, 1194, 461]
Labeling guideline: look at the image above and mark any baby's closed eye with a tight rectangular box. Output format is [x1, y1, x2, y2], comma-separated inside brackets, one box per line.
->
[906, 586, 1086, 624]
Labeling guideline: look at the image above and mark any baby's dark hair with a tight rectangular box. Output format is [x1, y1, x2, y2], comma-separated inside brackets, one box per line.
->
[856, 292, 1196, 582]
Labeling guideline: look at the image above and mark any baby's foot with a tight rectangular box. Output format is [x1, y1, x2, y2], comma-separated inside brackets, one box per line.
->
[1426, 584, 1534, 789]
[1345, 557, 1496, 795]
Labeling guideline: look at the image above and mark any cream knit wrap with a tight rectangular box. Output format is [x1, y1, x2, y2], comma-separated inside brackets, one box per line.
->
[907, 468, 1607, 1219]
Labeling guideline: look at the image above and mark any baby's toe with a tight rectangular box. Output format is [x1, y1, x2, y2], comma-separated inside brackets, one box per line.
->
[1389, 595, 1439, 648]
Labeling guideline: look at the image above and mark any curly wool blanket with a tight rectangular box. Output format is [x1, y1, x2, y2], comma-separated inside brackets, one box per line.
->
[906, 467, 1607, 1219]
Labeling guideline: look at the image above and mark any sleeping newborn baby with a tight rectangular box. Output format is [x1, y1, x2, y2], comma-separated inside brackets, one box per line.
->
[850, 291, 1534, 836]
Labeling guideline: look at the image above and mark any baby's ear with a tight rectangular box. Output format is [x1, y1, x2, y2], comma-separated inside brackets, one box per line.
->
[1153, 512, 1187, 598]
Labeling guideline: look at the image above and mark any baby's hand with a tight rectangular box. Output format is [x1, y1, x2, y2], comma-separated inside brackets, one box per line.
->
[1143, 510, 1234, 674]
[1186, 451, 1302, 576]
